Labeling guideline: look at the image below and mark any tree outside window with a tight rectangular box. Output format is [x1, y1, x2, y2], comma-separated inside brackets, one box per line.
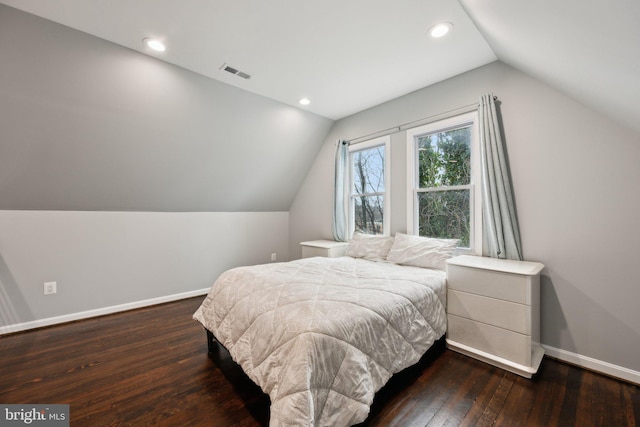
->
[417, 126, 472, 246]
[407, 111, 481, 253]
[348, 136, 389, 236]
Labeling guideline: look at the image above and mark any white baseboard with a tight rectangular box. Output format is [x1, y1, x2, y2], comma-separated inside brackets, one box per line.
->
[543, 344, 640, 386]
[0, 288, 210, 335]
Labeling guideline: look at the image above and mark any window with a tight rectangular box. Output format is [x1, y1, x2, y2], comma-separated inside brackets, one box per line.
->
[348, 136, 390, 236]
[406, 112, 481, 253]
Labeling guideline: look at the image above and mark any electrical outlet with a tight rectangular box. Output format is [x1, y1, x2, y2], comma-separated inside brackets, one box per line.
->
[44, 281, 57, 295]
[271, 253, 277, 262]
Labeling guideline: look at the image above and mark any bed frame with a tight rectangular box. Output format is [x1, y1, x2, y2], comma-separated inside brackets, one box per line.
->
[206, 329, 219, 355]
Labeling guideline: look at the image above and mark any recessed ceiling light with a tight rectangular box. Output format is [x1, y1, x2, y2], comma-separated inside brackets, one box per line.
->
[299, 98, 311, 106]
[428, 22, 453, 38]
[143, 38, 166, 52]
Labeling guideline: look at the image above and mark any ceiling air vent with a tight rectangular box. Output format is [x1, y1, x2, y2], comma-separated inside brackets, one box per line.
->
[220, 63, 252, 80]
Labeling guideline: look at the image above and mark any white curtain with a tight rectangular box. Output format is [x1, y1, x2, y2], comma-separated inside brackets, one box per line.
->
[332, 140, 349, 242]
[479, 94, 523, 260]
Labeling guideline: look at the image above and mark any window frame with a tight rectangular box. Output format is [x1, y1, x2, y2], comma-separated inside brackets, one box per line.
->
[347, 135, 391, 237]
[405, 111, 482, 254]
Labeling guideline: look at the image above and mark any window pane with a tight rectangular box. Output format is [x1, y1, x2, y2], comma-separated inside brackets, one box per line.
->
[352, 146, 385, 194]
[417, 126, 471, 188]
[353, 195, 384, 235]
[418, 190, 470, 247]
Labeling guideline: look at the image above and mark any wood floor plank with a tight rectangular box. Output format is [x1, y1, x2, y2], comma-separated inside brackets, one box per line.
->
[557, 364, 583, 425]
[418, 356, 489, 426]
[623, 385, 640, 427]
[1, 296, 639, 426]
[473, 370, 514, 427]
[524, 359, 568, 426]
[459, 366, 510, 427]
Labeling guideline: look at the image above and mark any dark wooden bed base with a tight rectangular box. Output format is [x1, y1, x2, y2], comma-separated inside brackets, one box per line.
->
[206, 329, 217, 355]
[206, 329, 231, 355]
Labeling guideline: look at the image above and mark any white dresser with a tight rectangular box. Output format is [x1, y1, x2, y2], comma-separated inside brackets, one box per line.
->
[445, 255, 545, 378]
[300, 240, 349, 258]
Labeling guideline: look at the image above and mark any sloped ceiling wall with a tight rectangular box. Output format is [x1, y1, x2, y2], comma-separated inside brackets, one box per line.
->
[0, 4, 334, 212]
[460, 0, 640, 135]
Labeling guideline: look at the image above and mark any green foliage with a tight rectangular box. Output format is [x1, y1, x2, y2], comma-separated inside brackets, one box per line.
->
[418, 127, 471, 187]
[418, 191, 470, 247]
[417, 126, 471, 245]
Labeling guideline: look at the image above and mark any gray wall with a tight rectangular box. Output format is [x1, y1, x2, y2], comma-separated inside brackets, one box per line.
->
[0, 4, 333, 211]
[289, 61, 640, 376]
[0, 211, 289, 329]
[0, 5, 332, 329]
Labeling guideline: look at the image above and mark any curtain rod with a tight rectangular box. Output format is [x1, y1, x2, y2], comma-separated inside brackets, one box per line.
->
[345, 95, 498, 145]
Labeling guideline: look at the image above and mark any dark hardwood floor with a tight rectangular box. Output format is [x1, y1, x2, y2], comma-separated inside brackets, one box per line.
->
[1, 297, 638, 426]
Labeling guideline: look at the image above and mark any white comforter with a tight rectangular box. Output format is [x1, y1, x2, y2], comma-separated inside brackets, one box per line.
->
[193, 256, 447, 426]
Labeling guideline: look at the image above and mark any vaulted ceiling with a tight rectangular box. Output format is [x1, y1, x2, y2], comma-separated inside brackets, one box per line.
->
[2, 0, 639, 133]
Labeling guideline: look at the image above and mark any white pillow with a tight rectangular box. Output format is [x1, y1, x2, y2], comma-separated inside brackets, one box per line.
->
[345, 233, 395, 261]
[386, 233, 458, 270]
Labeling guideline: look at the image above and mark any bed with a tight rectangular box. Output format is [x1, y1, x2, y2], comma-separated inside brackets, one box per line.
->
[193, 233, 456, 426]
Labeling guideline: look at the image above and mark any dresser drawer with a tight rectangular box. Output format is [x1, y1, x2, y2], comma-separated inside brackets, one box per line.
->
[447, 289, 530, 334]
[447, 265, 531, 304]
[447, 314, 532, 366]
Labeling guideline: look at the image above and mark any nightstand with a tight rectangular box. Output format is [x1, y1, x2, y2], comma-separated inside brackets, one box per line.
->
[300, 240, 348, 258]
[445, 255, 545, 378]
